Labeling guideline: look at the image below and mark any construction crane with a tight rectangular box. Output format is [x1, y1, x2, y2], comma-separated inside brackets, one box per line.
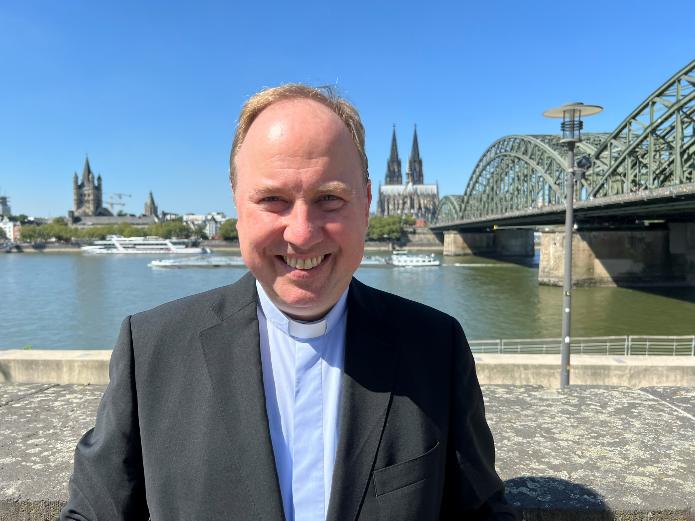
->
[106, 193, 132, 213]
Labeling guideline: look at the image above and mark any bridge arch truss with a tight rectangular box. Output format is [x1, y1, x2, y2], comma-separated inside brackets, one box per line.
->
[434, 60, 695, 226]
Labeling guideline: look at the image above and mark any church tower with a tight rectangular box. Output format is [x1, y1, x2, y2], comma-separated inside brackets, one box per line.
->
[144, 191, 158, 217]
[73, 156, 110, 216]
[384, 126, 402, 185]
[406, 126, 424, 185]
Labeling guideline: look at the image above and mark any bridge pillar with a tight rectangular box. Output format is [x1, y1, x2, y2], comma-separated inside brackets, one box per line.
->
[539, 227, 693, 286]
[442, 229, 534, 256]
[443, 231, 495, 256]
[669, 223, 695, 285]
[495, 229, 534, 257]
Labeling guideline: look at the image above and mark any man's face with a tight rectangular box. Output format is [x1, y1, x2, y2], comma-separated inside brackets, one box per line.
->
[234, 98, 371, 321]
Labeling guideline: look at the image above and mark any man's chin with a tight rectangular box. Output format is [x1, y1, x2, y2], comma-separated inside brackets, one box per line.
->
[270, 285, 335, 321]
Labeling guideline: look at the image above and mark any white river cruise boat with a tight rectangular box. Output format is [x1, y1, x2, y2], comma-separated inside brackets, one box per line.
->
[149, 255, 245, 268]
[81, 236, 208, 255]
[389, 251, 441, 267]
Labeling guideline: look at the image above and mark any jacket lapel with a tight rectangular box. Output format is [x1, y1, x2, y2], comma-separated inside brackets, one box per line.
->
[198, 273, 285, 521]
[327, 279, 400, 521]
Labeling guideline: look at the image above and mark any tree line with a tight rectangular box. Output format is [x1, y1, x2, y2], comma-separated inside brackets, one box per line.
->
[366, 215, 415, 241]
[15, 218, 239, 243]
[8, 214, 413, 243]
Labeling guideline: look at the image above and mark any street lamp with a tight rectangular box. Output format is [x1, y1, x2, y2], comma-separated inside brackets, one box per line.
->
[543, 102, 603, 389]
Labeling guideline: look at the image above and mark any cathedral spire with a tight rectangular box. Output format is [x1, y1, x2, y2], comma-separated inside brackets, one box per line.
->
[406, 125, 424, 185]
[389, 126, 399, 161]
[385, 125, 402, 185]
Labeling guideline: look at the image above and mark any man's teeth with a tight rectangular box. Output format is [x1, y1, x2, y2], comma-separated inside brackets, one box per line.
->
[283, 255, 325, 270]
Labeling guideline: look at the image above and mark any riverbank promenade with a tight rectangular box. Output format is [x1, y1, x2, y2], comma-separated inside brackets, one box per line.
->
[1, 369, 694, 519]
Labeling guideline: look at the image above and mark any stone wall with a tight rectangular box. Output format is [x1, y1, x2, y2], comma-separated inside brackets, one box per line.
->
[402, 227, 442, 246]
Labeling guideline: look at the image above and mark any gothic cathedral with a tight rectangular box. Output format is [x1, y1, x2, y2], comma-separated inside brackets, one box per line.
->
[377, 126, 439, 222]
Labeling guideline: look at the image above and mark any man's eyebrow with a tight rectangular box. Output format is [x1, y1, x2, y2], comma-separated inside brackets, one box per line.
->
[249, 186, 285, 198]
[315, 181, 352, 194]
[248, 181, 352, 198]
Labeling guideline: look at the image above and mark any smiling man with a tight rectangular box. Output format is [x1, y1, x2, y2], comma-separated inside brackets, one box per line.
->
[232, 93, 370, 321]
[62, 85, 516, 521]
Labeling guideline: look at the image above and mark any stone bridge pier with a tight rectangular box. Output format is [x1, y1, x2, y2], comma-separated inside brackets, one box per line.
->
[443, 229, 534, 257]
[539, 223, 695, 286]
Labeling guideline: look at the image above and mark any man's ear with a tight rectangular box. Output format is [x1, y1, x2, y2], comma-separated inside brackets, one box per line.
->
[365, 180, 372, 223]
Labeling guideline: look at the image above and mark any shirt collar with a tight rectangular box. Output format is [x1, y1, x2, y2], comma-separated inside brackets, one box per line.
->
[256, 280, 348, 340]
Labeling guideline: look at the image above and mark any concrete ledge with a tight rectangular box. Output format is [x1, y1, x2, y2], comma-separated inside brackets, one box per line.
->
[473, 354, 695, 388]
[3, 350, 695, 388]
[0, 350, 111, 385]
[1, 384, 693, 520]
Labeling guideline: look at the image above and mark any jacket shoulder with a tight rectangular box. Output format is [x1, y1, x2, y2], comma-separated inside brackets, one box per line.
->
[350, 278, 459, 333]
[129, 272, 256, 340]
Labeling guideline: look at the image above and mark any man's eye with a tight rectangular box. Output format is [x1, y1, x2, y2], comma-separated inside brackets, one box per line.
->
[318, 195, 345, 210]
[257, 196, 288, 211]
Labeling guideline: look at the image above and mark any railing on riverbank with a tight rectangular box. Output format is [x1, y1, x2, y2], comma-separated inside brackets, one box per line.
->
[469, 335, 695, 356]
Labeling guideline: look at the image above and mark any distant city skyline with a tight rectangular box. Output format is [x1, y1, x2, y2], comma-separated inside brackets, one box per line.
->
[1, 0, 694, 217]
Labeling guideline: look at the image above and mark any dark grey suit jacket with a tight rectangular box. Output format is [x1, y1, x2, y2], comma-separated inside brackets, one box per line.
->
[62, 272, 516, 520]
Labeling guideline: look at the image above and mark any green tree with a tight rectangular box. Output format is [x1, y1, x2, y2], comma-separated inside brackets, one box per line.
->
[146, 220, 191, 239]
[0, 227, 6, 240]
[193, 224, 209, 240]
[367, 215, 403, 241]
[219, 219, 238, 241]
[42, 223, 73, 242]
[402, 214, 416, 226]
[78, 226, 108, 240]
[114, 223, 142, 237]
[19, 224, 50, 242]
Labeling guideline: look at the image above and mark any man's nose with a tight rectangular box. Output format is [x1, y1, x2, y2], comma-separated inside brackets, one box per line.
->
[283, 203, 323, 249]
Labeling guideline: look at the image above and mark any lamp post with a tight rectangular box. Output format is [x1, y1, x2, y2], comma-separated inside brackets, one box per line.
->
[543, 102, 603, 389]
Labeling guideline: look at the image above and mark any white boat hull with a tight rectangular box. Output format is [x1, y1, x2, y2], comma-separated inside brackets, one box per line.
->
[390, 253, 441, 267]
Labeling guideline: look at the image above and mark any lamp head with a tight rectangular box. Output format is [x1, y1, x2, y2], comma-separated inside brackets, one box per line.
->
[543, 102, 603, 143]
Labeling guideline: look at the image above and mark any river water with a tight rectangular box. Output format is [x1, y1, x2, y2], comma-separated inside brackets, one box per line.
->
[1, 252, 694, 349]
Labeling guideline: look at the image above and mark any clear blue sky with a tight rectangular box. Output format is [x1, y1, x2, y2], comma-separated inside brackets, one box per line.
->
[1, 0, 693, 218]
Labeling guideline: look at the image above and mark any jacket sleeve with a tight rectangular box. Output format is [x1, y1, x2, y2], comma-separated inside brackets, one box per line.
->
[440, 318, 518, 521]
[61, 316, 149, 521]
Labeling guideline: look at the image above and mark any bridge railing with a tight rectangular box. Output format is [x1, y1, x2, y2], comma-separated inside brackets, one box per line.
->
[468, 335, 695, 356]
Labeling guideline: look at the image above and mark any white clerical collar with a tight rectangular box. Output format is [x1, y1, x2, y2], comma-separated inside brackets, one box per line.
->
[256, 280, 348, 340]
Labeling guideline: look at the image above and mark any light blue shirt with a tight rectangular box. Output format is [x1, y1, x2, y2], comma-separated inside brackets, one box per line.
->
[256, 281, 348, 521]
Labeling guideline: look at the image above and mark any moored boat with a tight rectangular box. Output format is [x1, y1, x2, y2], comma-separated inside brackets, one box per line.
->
[81, 235, 207, 254]
[360, 255, 389, 266]
[389, 251, 440, 267]
[148, 255, 245, 268]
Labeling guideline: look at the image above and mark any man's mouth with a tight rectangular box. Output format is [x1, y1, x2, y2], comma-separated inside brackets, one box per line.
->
[282, 255, 327, 270]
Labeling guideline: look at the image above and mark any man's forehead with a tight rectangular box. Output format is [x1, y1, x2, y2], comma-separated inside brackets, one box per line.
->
[246, 98, 346, 144]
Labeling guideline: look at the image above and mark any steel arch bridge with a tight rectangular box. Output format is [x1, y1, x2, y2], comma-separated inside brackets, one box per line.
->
[432, 59, 695, 229]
